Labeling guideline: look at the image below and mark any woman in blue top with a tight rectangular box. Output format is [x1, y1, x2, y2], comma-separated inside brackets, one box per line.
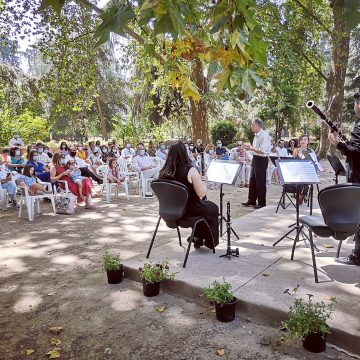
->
[26, 150, 51, 183]
[8, 147, 25, 173]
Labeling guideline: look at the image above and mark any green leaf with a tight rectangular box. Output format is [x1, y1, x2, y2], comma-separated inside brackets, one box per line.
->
[242, 70, 256, 96]
[154, 14, 176, 36]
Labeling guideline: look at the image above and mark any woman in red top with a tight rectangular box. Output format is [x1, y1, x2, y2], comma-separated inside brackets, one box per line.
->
[50, 152, 94, 209]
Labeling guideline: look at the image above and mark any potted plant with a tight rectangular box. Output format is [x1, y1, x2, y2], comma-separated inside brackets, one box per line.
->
[139, 260, 175, 297]
[203, 279, 237, 322]
[281, 286, 336, 353]
[102, 247, 123, 284]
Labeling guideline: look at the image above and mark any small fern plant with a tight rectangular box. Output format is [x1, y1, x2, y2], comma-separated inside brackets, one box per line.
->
[102, 247, 121, 272]
[281, 285, 336, 340]
[203, 279, 235, 305]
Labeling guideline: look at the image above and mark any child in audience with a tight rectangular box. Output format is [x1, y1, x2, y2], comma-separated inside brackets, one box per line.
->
[107, 158, 125, 185]
[67, 160, 86, 200]
[17, 165, 51, 195]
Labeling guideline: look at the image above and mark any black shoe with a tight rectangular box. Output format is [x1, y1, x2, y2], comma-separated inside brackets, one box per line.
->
[187, 237, 203, 248]
[242, 202, 256, 207]
[335, 250, 360, 266]
[254, 204, 266, 209]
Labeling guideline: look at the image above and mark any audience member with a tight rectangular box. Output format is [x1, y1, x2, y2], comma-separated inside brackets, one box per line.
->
[132, 144, 158, 178]
[36, 143, 51, 166]
[287, 138, 298, 155]
[9, 132, 24, 147]
[17, 165, 51, 195]
[121, 140, 136, 160]
[26, 150, 51, 183]
[0, 157, 18, 207]
[8, 147, 25, 172]
[215, 139, 228, 159]
[276, 139, 288, 157]
[230, 141, 252, 187]
[155, 141, 168, 160]
[147, 141, 156, 157]
[108, 158, 125, 184]
[50, 153, 94, 208]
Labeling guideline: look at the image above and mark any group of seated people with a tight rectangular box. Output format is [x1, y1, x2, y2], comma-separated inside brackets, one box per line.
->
[0, 131, 318, 211]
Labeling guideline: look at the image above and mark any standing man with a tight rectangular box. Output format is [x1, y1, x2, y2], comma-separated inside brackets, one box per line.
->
[9, 132, 24, 147]
[242, 118, 271, 209]
[329, 91, 360, 266]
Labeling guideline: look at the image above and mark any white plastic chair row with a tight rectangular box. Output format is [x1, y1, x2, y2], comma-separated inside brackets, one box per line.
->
[18, 181, 56, 221]
[96, 165, 129, 203]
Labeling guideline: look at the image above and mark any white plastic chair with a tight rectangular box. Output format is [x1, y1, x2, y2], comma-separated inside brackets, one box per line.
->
[96, 164, 129, 203]
[18, 181, 56, 221]
[0, 188, 8, 210]
[117, 158, 140, 194]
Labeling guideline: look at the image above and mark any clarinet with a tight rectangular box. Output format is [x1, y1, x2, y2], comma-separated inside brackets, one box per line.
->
[306, 100, 350, 144]
[200, 151, 207, 200]
[200, 151, 205, 177]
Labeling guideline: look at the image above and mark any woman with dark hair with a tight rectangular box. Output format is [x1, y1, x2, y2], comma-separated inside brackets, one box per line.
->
[8, 147, 25, 172]
[59, 141, 68, 156]
[26, 150, 51, 183]
[50, 152, 94, 208]
[287, 138, 298, 155]
[159, 142, 219, 248]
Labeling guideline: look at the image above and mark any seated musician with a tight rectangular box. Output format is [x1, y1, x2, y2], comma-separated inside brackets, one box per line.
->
[158, 142, 219, 249]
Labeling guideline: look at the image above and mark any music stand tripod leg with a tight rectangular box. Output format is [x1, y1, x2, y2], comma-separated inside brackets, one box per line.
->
[220, 202, 239, 259]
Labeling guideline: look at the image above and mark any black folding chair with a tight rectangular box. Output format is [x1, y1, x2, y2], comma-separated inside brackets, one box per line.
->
[291, 184, 360, 283]
[146, 179, 215, 268]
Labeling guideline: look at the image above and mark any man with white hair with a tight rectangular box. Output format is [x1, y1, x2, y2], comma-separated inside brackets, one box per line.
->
[242, 118, 271, 209]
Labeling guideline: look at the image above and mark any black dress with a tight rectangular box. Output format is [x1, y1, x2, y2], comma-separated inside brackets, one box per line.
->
[175, 164, 219, 249]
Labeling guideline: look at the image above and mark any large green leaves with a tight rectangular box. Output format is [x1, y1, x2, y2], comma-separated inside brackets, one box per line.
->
[94, 5, 136, 47]
[334, 0, 360, 31]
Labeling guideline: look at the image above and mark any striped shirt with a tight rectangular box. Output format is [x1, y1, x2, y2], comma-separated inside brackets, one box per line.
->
[252, 129, 271, 157]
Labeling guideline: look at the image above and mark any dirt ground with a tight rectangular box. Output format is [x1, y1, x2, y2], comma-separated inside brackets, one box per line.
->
[1, 166, 353, 360]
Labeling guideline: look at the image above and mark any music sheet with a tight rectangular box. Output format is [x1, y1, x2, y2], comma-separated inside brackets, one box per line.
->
[207, 160, 242, 185]
[276, 160, 320, 184]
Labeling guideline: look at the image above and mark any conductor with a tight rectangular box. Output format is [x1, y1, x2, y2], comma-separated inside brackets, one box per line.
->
[328, 91, 360, 266]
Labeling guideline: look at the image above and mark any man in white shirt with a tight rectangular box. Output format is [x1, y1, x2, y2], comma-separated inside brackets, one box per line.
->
[121, 140, 136, 160]
[132, 145, 158, 178]
[36, 143, 51, 166]
[242, 118, 271, 209]
[276, 139, 289, 157]
[9, 133, 24, 147]
[155, 142, 168, 160]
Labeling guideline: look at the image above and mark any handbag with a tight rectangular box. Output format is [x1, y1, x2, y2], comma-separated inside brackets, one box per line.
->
[56, 192, 77, 215]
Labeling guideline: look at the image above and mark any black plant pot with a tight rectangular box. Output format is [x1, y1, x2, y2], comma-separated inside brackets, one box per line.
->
[302, 331, 327, 353]
[106, 265, 124, 284]
[215, 297, 237, 322]
[143, 280, 160, 297]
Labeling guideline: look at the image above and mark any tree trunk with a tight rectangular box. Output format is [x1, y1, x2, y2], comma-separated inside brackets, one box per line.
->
[317, 7, 350, 159]
[95, 95, 107, 139]
[190, 58, 209, 143]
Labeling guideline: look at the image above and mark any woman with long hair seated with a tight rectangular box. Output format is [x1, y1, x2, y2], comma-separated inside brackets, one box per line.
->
[158, 141, 219, 249]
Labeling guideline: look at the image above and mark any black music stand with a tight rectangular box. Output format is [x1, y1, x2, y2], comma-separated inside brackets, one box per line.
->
[273, 159, 320, 247]
[206, 160, 242, 238]
[327, 155, 346, 184]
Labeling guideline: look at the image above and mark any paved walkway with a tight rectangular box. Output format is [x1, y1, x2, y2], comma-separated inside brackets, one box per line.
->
[1, 161, 359, 356]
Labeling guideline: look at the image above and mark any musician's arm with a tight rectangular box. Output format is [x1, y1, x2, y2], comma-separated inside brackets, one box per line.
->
[188, 167, 207, 198]
[332, 126, 360, 156]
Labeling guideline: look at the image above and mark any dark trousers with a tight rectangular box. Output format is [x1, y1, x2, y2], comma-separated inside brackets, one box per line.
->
[186, 200, 219, 249]
[354, 229, 360, 254]
[248, 155, 268, 206]
[80, 167, 100, 183]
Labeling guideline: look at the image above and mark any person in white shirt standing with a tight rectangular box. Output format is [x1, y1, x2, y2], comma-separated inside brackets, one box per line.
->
[9, 132, 24, 147]
[276, 139, 289, 157]
[242, 118, 272, 209]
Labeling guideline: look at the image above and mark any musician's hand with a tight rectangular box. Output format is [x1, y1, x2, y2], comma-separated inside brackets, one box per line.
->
[328, 130, 339, 146]
[244, 144, 252, 151]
